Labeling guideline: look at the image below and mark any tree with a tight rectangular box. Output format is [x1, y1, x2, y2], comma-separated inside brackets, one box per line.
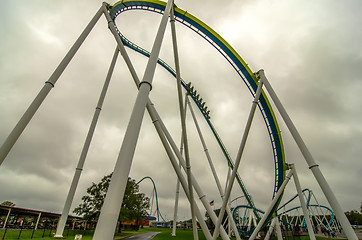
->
[205, 208, 228, 231]
[1, 201, 15, 207]
[345, 210, 362, 226]
[73, 173, 150, 226]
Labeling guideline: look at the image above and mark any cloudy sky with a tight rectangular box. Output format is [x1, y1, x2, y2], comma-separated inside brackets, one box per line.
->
[1, 0, 361, 224]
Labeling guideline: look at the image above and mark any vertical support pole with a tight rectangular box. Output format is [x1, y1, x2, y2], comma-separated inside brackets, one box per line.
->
[35, 212, 41, 230]
[247, 210, 253, 231]
[274, 217, 283, 240]
[290, 164, 316, 240]
[18, 226, 23, 239]
[147, 103, 213, 240]
[213, 70, 265, 240]
[252, 212, 257, 228]
[54, 47, 119, 238]
[149, 189, 155, 219]
[2, 228, 7, 240]
[0, 4, 104, 166]
[153, 108, 231, 240]
[171, 162, 181, 237]
[186, 95, 241, 240]
[3, 208, 11, 229]
[31, 227, 35, 239]
[261, 71, 358, 240]
[264, 218, 276, 240]
[102, 5, 217, 239]
[172, 97, 187, 237]
[170, 5, 198, 240]
[114, 43, 215, 240]
[105, 8, 227, 239]
[93, 1, 173, 239]
[103, 3, 202, 237]
[249, 169, 294, 240]
[225, 167, 231, 197]
[297, 211, 301, 227]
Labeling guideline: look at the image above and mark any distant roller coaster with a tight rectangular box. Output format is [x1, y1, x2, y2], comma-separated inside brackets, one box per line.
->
[231, 188, 341, 237]
[136, 176, 166, 222]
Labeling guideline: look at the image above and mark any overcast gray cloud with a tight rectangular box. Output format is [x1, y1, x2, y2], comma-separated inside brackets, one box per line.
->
[1, 0, 361, 224]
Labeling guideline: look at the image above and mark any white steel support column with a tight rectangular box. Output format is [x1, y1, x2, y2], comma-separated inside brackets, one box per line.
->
[0, 5, 104, 166]
[264, 217, 276, 240]
[154, 109, 231, 240]
[172, 160, 182, 236]
[93, 1, 173, 239]
[170, 7, 198, 239]
[249, 169, 294, 240]
[147, 102, 213, 240]
[113, 49, 215, 240]
[213, 70, 265, 240]
[290, 164, 316, 240]
[186, 95, 242, 240]
[260, 71, 358, 240]
[172, 97, 187, 237]
[103, 5, 222, 239]
[247, 210, 254, 231]
[225, 165, 231, 195]
[103, 6, 202, 238]
[54, 47, 119, 238]
[252, 212, 257, 228]
[274, 217, 283, 240]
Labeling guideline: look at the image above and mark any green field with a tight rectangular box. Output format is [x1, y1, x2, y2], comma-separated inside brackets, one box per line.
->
[0, 227, 353, 240]
[0, 228, 222, 240]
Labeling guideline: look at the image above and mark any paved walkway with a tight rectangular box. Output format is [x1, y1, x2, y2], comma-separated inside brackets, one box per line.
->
[316, 230, 362, 239]
[334, 230, 362, 239]
[116, 232, 160, 240]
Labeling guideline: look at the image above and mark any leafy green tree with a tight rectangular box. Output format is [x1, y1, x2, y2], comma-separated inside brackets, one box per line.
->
[1, 201, 15, 207]
[345, 210, 362, 225]
[73, 173, 149, 226]
[205, 208, 228, 231]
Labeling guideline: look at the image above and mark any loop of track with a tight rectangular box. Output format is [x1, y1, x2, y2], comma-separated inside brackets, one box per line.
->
[109, 0, 286, 220]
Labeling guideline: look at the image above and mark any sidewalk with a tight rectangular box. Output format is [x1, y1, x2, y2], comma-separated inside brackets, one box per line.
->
[315, 230, 362, 239]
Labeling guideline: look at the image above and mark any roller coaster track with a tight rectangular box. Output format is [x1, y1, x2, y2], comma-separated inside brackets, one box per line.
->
[231, 205, 265, 236]
[136, 176, 166, 222]
[277, 188, 335, 230]
[277, 188, 313, 211]
[232, 190, 335, 235]
[109, 0, 286, 221]
[278, 204, 335, 227]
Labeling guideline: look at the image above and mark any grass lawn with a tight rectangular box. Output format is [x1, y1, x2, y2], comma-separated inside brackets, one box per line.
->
[116, 227, 228, 240]
[1, 227, 354, 239]
[117, 228, 353, 240]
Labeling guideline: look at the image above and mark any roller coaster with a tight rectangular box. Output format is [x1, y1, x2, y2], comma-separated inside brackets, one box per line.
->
[230, 189, 341, 237]
[0, 0, 358, 240]
[136, 176, 166, 223]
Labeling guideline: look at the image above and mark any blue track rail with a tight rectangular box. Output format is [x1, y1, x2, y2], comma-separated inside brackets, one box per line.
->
[136, 176, 166, 222]
[277, 188, 335, 230]
[231, 205, 265, 236]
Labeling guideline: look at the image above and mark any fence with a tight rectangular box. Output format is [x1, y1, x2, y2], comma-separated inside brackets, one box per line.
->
[0, 227, 94, 239]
